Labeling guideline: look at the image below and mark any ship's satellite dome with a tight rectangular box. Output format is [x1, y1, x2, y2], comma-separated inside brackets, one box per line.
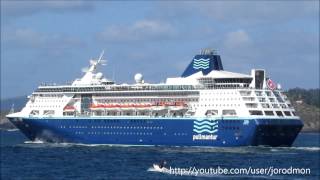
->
[96, 72, 103, 79]
[277, 83, 282, 90]
[134, 73, 143, 83]
[101, 78, 107, 82]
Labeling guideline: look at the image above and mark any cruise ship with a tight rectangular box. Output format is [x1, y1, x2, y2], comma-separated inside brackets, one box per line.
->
[7, 49, 303, 146]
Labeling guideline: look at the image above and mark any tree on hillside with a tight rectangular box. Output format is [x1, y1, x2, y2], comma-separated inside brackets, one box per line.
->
[286, 88, 320, 108]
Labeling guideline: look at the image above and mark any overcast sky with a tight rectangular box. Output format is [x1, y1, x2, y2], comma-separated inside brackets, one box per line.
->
[1, 1, 319, 99]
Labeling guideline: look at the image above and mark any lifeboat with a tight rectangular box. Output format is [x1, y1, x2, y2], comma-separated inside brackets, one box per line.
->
[90, 104, 105, 110]
[91, 102, 166, 110]
[102, 104, 113, 108]
[174, 101, 184, 106]
[64, 105, 75, 112]
[134, 103, 152, 109]
[152, 105, 167, 111]
[120, 104, 134, 109]
[112, 103, 120, 108]
[170, 101, 188, 111]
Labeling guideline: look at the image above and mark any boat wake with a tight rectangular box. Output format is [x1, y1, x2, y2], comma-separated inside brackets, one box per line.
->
[155, 145, 320, 154]
[20, 141, 320, 152]
[147, 165, 170, 174]
[276, 146, 320, 152]
[20, 141, 156, 148]
[24, 140, 45, 144]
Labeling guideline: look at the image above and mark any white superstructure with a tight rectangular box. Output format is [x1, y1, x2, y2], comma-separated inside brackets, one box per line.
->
[9, 49, 297, 121]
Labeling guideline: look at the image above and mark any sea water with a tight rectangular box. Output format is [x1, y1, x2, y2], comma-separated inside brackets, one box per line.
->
[1, 131, 319, 179]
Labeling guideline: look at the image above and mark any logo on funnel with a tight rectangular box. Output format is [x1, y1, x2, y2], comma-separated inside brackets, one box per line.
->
[192, 58, 210, 70]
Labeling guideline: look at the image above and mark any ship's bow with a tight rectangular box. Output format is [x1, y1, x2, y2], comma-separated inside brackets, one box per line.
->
[6, 116, 38, 141]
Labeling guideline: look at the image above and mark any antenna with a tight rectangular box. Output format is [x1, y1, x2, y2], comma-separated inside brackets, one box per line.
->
[86, 50, 106, 73]
[97, 50, 107, 66]
[97, 50, 104, 64]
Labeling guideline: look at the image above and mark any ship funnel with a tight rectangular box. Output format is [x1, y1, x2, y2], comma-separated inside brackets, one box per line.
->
[181, 48, 224, 77]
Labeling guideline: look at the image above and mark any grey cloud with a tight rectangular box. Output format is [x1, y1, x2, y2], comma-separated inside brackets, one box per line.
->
[203, 1, 316, 23]
[156, 1, 318, 26]
[97, 20, 177, 43]
[219, 28, 318, 89]
[2, 28, 87, 58]
[224, 29, 252, 49]
[221, 29, 318, 66]
[1, 0, 94, 19]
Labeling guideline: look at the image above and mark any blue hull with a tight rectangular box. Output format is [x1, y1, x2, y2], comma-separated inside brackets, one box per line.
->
[8, 117, 303, 147]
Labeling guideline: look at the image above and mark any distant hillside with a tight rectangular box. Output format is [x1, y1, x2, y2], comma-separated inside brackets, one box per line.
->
[1, 96, 28, 111]
[284, 88, 320, 132]
[0, 111, 15, 129]
[286, 88, 320, 108]
[292, 102, 320, 132]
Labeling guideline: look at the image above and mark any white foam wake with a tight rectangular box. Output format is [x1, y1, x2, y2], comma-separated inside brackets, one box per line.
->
[282, 146, 320, 151]
[24, 140, 45, 144]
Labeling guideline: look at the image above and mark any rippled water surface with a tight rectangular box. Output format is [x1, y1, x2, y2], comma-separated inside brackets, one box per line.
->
[1, 131, 319, 179]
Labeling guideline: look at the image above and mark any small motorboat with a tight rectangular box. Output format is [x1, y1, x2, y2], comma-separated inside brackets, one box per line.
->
[152, 164, 169, 173]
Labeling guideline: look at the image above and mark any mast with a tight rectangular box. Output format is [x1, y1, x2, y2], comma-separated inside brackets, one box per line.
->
[72, 50, 107, 85]
[88, 50, 105, 73]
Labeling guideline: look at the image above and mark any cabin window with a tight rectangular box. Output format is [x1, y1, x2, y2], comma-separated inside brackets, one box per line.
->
[63, 112, 75, 116]
[255, 91, 263, 96]
[43, 110, 54, 116]
[258, 98, 266, 102]
[239, 91, 251, 96]
[264, 111, 274, 116]
[246, 103, 258, 108]
[269, 98, 275, 102]
[30, 110, 39, 115]
[284, 111, 291, 116]
[265, 91, 272, 96]
[249, 110, 263, 115]
[276, 111, 283, 116]
[222, 109, 237, 116]
[205, 110, 218, 116]
[280, 104, 287, 108]
[243, 97, 255, 101]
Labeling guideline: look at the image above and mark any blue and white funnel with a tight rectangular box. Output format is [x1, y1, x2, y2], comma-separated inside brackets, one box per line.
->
[181, 49, 224, 77]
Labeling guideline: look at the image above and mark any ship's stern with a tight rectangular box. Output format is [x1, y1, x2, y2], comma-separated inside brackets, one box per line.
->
[251, 118, 303, 146]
